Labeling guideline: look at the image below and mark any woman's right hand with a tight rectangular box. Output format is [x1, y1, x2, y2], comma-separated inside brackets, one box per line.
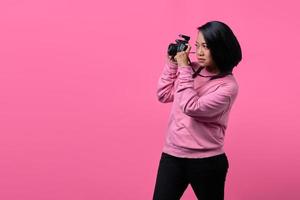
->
[166, 55, 178, 65]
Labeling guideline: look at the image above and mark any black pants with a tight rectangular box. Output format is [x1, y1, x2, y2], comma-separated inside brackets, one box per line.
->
[153, 152, 229, 200]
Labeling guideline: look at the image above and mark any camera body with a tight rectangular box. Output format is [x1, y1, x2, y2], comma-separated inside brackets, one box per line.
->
[167, 34, 190, 59]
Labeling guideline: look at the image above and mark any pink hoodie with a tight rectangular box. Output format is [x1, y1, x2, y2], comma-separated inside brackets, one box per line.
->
[156, 58, 239, 158]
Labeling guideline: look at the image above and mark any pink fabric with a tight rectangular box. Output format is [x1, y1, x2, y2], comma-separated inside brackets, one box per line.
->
[157, 58, 239, 158]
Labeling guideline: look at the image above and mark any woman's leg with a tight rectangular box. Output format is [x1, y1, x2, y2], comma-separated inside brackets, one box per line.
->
[186, 153, 229, 200]
[152, 152, 189, 200]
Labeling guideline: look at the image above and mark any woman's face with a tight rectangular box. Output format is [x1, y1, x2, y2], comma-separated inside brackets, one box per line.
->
[195, 31, 218, 72]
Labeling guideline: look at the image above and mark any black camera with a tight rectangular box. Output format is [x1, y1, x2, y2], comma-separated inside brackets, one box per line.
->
[167, 34, 191, 59]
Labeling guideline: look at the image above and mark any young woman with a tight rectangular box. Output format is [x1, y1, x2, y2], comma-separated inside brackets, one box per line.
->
[153, 21, 242, 200]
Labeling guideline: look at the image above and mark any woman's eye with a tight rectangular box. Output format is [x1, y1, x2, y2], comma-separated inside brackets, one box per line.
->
[195, 44, 208, 49]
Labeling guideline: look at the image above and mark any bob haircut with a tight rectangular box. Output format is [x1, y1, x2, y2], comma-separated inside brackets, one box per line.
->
[197, 21, 242, 73]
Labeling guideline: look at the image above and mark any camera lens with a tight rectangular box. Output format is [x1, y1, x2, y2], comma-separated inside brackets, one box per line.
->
[168, 43, 178, 57]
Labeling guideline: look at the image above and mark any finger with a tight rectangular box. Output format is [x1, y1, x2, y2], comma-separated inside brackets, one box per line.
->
[185, 44, 191, 54]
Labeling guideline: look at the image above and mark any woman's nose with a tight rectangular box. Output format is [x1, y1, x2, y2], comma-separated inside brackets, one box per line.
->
[197, 48, 204, 56]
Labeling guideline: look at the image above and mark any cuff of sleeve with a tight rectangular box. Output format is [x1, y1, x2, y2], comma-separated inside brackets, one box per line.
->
[166, 59, 178, 70]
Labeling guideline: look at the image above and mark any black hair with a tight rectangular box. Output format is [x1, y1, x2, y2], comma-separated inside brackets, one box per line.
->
[197, 21, 242, 74]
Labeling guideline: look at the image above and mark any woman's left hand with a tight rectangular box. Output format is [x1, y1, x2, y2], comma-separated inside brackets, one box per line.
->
[174, 44, 192, 67]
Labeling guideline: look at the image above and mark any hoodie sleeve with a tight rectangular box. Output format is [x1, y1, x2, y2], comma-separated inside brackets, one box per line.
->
[156, 59, 179, 103]
[175, 66, 238, 121]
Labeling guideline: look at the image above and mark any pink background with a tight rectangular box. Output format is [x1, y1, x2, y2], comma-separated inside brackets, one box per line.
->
[0, 0, 299, 199]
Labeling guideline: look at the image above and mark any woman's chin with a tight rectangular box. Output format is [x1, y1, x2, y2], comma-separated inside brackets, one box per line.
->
[197, 62, 206, 67]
